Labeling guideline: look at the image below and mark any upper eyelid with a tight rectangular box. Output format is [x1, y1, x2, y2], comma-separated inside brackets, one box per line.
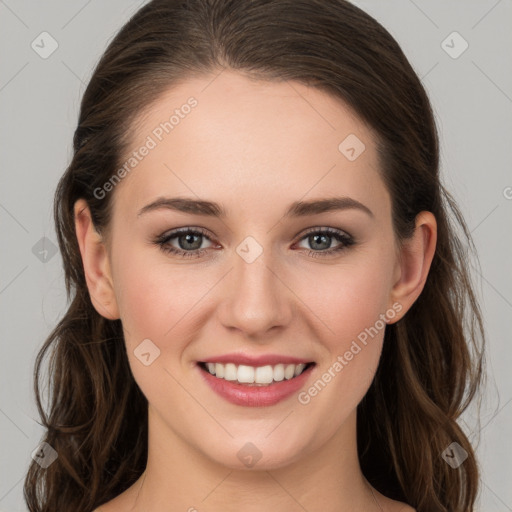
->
[300, 226, 352, 237]
[158, 226, 353, 247]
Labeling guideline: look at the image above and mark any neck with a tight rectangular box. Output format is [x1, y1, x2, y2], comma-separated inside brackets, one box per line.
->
[122, 406, 381, 512]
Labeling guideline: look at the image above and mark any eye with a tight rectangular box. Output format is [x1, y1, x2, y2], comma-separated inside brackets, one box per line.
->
[153, 226, 355, 259]
[294, 227, 355, 258]
[154, 227, 216, 259]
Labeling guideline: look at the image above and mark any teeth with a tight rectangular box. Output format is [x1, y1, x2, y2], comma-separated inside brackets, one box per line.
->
[215, 363, 224, 378]
[255, 365, 273, 384]
[284, 364, 295, 380]
[294, 363, 306, 376]
[203, 361, 310, 385]
[224, 363, 237, 381]
[273, 364, 285, 382]
[238, 365, 255, 383]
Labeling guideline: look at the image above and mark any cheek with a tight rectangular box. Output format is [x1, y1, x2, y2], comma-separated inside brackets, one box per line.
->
[112, 234, 395, 353]
[293, 251, 395, 408]
[111, 252, 209, 404]
[300, 257, 394, 346]
[113, 258, 171, 342]
[111, 245, 219, 358]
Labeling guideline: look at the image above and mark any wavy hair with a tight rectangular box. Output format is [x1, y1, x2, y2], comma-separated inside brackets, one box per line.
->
[24, 1, 485, 510]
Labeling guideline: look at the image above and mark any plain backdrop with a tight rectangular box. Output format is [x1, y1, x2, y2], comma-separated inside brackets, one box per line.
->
[1, 1, 511, 510]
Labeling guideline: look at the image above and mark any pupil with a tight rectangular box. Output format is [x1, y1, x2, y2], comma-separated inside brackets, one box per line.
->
[311, 234, 329, 250]
[181, 233, 201, 250]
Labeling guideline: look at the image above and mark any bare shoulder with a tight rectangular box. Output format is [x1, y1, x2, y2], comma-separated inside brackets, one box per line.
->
[91, 488, 134, 512]
[386, 500, 416, 511]
[91, 500, 116, 512]
[92, 502, 118, 512]
[373, 489, 416, 512]
[92, 504, 116, 512]
[92, 496, 416, 512]
[379, 499, 415, 512]
[396, 505, 416, 512]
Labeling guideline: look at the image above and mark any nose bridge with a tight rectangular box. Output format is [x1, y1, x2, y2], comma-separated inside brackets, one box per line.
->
[217, 234, 292, 336]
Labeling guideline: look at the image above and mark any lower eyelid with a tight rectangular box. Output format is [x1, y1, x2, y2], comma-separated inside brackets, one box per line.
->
[155, 228, 354, 256]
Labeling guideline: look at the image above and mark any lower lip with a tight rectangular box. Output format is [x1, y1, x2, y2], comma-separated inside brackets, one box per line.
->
[197, 363, 315, 407]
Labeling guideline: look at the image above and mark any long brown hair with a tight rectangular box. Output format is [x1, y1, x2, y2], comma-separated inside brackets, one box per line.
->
[24, 1, 486, 510]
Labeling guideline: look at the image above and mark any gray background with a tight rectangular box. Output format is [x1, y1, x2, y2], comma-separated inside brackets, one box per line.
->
[1, 1, 511, 510]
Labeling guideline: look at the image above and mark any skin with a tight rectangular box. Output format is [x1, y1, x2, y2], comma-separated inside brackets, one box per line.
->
[75, 69, 436, 511]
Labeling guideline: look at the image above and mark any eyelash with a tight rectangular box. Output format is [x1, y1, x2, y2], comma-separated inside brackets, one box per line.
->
[153, 226, 355, 259]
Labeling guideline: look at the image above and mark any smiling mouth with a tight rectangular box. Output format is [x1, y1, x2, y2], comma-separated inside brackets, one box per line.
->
[197, 361, 316, 386]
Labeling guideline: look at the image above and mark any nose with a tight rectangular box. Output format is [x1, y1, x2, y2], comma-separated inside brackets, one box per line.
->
[216, 245, 293, 339]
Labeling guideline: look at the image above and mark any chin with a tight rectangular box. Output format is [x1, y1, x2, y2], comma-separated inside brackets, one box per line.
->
[199, 431, 317, 472]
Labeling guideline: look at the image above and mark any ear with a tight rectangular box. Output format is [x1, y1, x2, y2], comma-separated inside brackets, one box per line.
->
[74, 198, 120, 320]
[387, 211, 437, 324]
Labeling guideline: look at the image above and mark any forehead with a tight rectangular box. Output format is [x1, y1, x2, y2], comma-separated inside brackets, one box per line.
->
[113, 69, 388, 220]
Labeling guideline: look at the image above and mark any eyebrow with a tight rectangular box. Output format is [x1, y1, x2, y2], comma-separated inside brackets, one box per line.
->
[137, 196, 374, 219]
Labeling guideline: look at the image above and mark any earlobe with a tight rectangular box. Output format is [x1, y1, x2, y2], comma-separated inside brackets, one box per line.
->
[74, 199, 120, 320]
[387, 211, 437, 324]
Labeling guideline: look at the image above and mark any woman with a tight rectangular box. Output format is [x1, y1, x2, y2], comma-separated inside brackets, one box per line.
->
[24, 1, 485, 511]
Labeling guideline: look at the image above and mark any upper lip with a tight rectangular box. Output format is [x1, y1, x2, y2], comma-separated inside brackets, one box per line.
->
[199, 353, 314, 367]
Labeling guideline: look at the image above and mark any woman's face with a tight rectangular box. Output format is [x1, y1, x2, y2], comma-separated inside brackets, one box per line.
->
[91, 70, 409, 469]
